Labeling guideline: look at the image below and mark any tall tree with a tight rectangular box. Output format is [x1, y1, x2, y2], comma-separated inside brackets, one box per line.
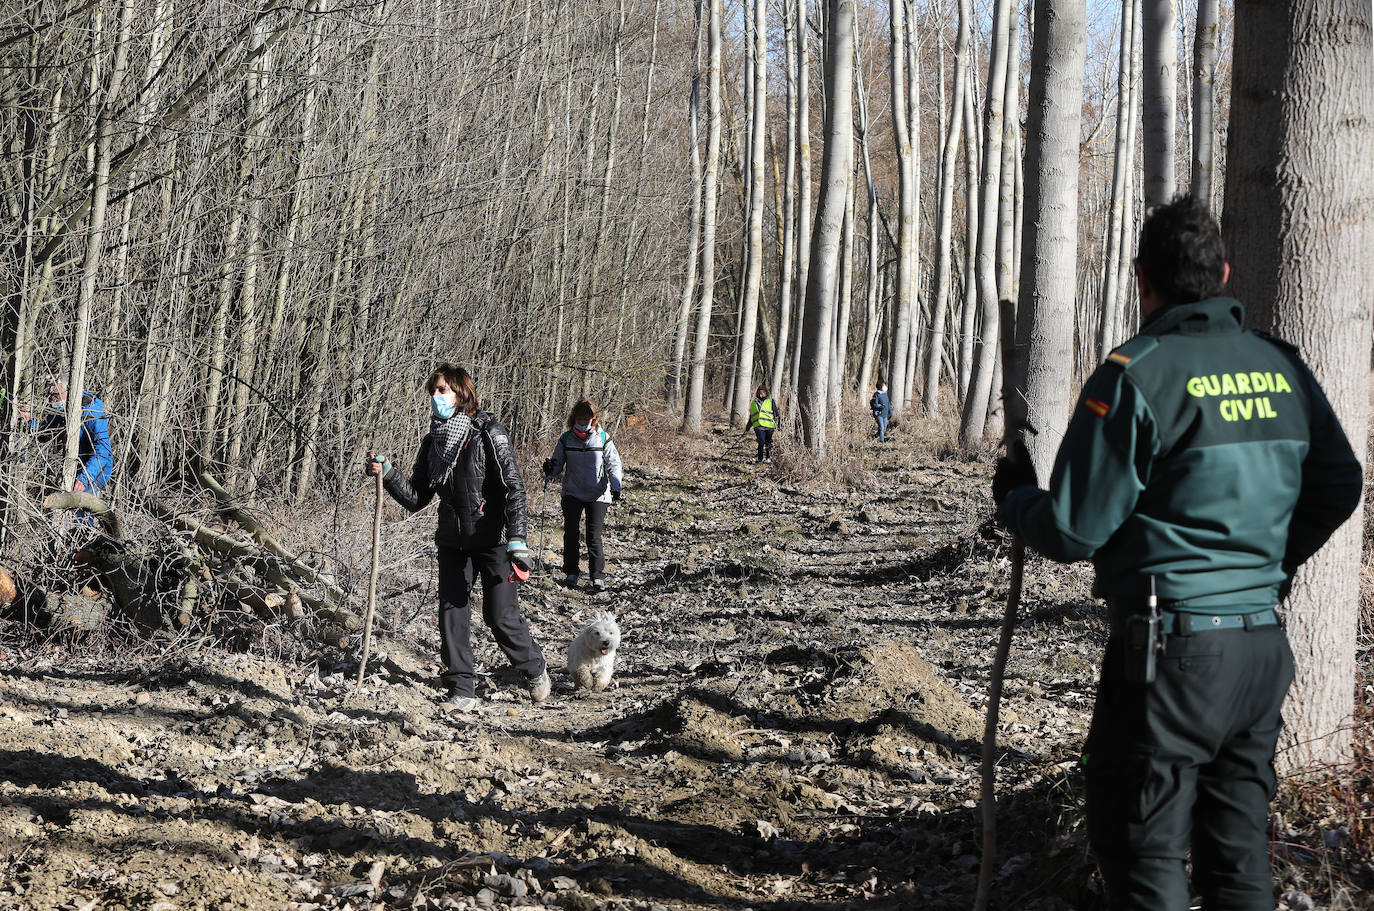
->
[771, 0, 799, 396]
[1140, 0, 1176, 205]
[672, 0, 707, 408]
[62, 0, 134, 493]
[924, 0, 971, 415]
[788, 0, 814, 414]
[960, 0, 1018, 446]
[684, 0, 724, 433]
[886, 0, 917, 414]
[1014, 0, 1086, 477]
[798, 0, 854, 450]
[1189, 0, 1219, 205]
[1097, 0, 1140, 361]
[1223, 0, 1374, 769]
[730, 0, 768, 425]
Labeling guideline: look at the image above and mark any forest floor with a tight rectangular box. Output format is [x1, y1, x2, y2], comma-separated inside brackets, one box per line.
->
[0, 418, 1369, 911]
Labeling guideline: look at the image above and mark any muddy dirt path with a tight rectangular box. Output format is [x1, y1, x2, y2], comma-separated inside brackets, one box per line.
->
[0, 425, 1120, 911]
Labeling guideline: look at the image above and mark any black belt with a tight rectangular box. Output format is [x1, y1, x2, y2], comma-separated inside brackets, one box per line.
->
[1162, 608, 1279, 635]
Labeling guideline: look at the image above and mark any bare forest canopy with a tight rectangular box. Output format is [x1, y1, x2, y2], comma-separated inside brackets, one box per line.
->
[2, 0, 1237, 502]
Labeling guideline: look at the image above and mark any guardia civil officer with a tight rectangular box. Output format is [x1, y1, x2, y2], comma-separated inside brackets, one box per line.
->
[992, 195, 1362, 910]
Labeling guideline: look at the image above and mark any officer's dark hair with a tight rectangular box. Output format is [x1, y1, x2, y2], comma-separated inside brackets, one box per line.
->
[1135, 193, 1227, 307]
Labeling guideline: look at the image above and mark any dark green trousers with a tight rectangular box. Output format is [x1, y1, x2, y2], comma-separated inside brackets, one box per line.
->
[1083, 625, 1294, 910]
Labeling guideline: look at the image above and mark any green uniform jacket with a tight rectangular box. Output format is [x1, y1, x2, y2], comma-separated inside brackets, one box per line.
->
[999, 298, 1362, 612]
[749, 397, 777, 430]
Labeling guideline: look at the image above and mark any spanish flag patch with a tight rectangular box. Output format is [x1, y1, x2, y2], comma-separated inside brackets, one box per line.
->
[1083, 398, 1110, 418]
[1107, 351, 1132, 366]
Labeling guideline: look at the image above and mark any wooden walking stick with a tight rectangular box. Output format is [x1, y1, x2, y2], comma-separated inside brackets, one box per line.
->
[356, 470, 384, 688]
[975, 300, 1034, 911]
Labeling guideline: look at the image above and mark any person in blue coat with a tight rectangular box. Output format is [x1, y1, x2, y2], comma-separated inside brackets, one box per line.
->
[20, 379, 113, 493]
[869, 379, 892, 443]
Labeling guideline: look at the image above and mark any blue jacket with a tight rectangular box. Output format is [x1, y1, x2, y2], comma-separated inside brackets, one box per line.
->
[871, 389, 892, 420]
[30, 392, 113, 490]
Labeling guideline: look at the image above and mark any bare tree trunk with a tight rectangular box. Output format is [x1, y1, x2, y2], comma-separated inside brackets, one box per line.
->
[1140, 0, 1177, 206]
[1097, 0, 1138, 360]
[731, 0, 768, 424]
[829, 149, 856, 428]
[956, 67, 980, 405]
[798, 0, 854, 451]
[857, 54, 882, 394]
[1189, 0, 1219, 205]
[672, 0, 706, 408]
[961, 0, 1018, 446]
[924, 0, 970, 415]
[772, 0, 799, 396]
[886, 0, 916, 413]
[1223, 0, 1374, 770]
[684, 0, 723, 433]
[63, 0, 134, 493]
[1015, 0, 1086, 478]
[788, 0, 813, 415]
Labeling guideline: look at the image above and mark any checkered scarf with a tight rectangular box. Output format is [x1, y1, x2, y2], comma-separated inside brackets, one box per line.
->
[428, 412, 473, 487]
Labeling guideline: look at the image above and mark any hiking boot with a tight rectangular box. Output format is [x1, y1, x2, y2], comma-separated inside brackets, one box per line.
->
[591, 577, 606, 592]
[442, 688, 479, 712]
[563, 573, 579, 588]
[529, 670, 551, 703]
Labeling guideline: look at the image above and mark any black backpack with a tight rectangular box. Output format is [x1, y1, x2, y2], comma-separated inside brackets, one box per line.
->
[870, 392, 883, 415]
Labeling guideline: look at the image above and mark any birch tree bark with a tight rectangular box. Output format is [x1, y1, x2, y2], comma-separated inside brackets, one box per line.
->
[1140, 0, 1177, 206]
[1015, 0, 1086, 478]
[1223, 0, 1374, 770]
[683, 0, 723, 433]
[798, 0, 854, 451]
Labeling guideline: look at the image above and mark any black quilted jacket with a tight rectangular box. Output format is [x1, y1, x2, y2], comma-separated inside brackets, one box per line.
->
[383, 411, 528, 549]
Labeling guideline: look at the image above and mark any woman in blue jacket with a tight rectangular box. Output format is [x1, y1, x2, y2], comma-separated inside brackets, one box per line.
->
[20, 379, 113, 492]
[542, 400, 623, 590]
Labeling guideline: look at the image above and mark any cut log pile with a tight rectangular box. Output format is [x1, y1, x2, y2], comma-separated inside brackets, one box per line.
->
[4, 466, 369, 644]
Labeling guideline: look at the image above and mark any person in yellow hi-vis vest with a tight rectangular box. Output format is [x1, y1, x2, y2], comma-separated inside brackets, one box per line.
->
[746, 385, 777, 463]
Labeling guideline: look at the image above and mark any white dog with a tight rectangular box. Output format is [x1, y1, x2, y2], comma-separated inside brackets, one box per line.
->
[567, 611, 620, 692]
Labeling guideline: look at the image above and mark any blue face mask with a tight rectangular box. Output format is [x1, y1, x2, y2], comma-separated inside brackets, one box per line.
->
[50, 398, 65, 413]
[574, 422, 591, 433]
[431, 394, 456, 420]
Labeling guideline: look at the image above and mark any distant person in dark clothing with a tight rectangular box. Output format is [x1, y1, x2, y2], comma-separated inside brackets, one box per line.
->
[870, 379, 892, 443]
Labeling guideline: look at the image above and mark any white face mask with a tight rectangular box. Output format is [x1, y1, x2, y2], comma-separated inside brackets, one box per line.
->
[431, 392, 457, 420]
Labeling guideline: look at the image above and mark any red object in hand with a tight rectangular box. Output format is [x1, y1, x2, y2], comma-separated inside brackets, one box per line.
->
[509, 562, 531, 583]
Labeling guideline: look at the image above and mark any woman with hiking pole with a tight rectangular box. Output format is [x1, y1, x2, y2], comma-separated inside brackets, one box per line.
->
[542, 399, 623, 591]
[365, 364, 550, 712]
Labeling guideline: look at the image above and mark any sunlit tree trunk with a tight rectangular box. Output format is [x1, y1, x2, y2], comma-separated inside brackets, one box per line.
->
[1189, 0, 1219, 205]
[886, 0, 916, 414]
[1224, 0, 1374, 770]
[771, 0, 799, 397]
[961, 0, 1018, 446]
[672, 0, 706, 408]
[788, 0, 813, 415]
[923, 0, 970, 415]
[684, 0, 723, 433]
[1140, 0, 1177, 205]
[1014, 0, 1086, 478]
[798, 0, 854, 450]
[63, 0, 134, 493]
[731, 0, 768, 425]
